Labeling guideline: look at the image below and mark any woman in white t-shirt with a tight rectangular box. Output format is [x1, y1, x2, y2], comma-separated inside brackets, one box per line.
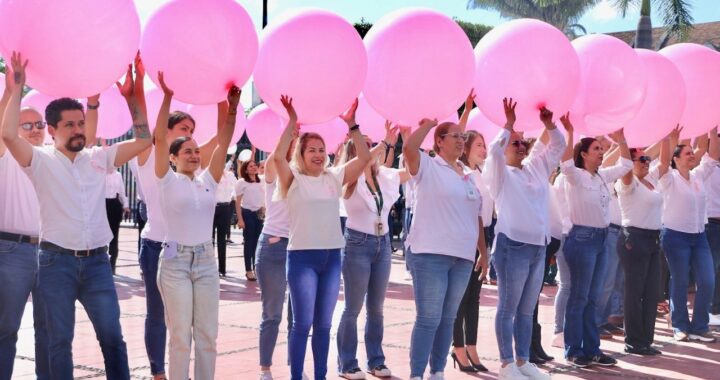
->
[657, 127, 720, 343]
[153, 76, 241, 380]
[235, 159, 265, 281]
[273, 96, 371, 380]
[335, 125, 410, 379]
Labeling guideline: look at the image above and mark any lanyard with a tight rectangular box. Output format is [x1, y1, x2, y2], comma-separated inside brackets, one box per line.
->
[365, 173, 384, 219]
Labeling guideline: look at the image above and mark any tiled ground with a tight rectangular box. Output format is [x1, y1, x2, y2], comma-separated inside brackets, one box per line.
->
[11, 227, 720, 379]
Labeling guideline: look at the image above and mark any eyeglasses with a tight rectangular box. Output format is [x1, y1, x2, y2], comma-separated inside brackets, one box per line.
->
[510, 140, 529, 148]
[441, 132, 469, 142]
[19, 121, 47, 130]
[633, 155, 652, 163]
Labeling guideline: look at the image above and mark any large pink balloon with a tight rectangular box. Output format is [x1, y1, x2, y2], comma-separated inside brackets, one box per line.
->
[624, 49, 686, 147]
[21, 90, 55, 116]
[254, 9, 367, 124]
[187, 103, 248, 145]
[145, 88, 190, 131]
[302, 118, 347, 151]
[570, 34, 647, 135]
[356, 94, 387, 142]
[363, 8, 474, 126]
[245, 104, 285, 153]
[467, 108, 502, 141]
[93, 88, 134, 139]
[141, 0, 258, 105]
[660, 43, 720, 139]
[474, 19, 580, 131]
[0, 0, 140, 98]
[0, 73, 4, 96]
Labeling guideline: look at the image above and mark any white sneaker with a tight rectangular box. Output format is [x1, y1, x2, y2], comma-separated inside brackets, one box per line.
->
[518, 362, 551, 380]
[498, 363, 530, 380]
[339, 368, 366, 379]
[259, 370, 273, 380]
[551, 332, 564, 348]
[709, 313, 720, 326]
[410, 377, 422, 380]
[427, 372, 444, 380]
[302, 372, 310, 380]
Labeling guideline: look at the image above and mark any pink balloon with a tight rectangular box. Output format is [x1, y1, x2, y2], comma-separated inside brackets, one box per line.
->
[141, 0, 258, 105]
[0, 0, 140, 98]
[474, 19, 580, 131]
[92, 88, 134, 139]
[21, 90, 55, 116]
[254, 9, 367, 124]
[570, 34, 647, 135]
[660, 43, 720, 139]
[0, 73, 4, 95]
[187, 103, 248, 145]
[467, 108, 502, 141]
[623, 49, 687, 147]
[302, 118, 347, 152]
[363, 8, 474, 126]
[245, 104, 285, 153]
[356, 94, 387, 142]
[145, 88, 190, 131]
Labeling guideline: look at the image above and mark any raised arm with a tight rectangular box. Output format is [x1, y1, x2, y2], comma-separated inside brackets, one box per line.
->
[154, 72, 174, 179]
[0, 64, 14, 156]
[84, 93, 100, 147]
[114, 64, 152, 167]
[200, 104, 225, 169]
[537, 107, 566, 171]
[1, 52, 33, 167]
[601, 144, 620, 168]
[272, 95, 299, 196]
[657, 126, 679, 179]
[402, 118, 438, 176]
[458, 90, 475, 132]
[208, 86, 241, 183]
[559, 113, 574, 163]
[370, 121, 398, 167]
[707, 127, 719, 161]
[482, 98, 516, 199]
[339, 99, 372, 185]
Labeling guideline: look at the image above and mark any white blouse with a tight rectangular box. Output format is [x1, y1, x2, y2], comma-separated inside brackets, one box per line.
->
[657, 155, 718, 233]
[235, 178, 265, 211]
[105, 170, 129, 208]
[0, 152, 40, 236]
[405, 153, 482, 262]
[706, 158, 720, 219]
[158, 169, 217, 246]
[343, 166, 401, 236]
[471, 170, 495, 224]
[561, 158, 633, 228]
[553, 174, 572, 235]
[615, 167, 663, 230]
[262, 179, 290, 238]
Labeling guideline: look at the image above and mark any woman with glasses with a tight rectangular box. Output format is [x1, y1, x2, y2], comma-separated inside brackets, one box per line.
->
[615, 141, 665, 355]
[402, 116, 487, 380]
[560, 122, 632, 368]
[484, 100, 566, 380]
[657, 126, 720, 343]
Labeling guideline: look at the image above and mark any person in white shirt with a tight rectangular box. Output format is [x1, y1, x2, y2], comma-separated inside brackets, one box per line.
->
[615, 143, 665, 355]
[705, 131, 720, 326]
[403, 113, 487, 380]
[657, 126, 720, 343]
[153, 75, 241, 380]
[484, 100, 566, 380]
[214, 165, 236, 277]
[273, 96, 370, 380]
[235, 159, 265, 281]
[105, 169, 130, 274]
[560, 120, 632, 368]
[335, 124, 408, 379]
[2, 52, 151, 379]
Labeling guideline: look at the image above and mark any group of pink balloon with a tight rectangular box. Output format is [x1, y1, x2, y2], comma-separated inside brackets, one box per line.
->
[1, 0, 719, 149]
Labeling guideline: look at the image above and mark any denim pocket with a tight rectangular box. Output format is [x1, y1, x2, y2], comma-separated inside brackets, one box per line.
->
[39, 251, 57, 267]
[572, 229, 594, 242]
[0, 240, 18, 253]
[345, 232, 367, 247]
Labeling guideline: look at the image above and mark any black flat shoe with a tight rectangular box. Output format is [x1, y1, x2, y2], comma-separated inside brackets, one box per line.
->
[624, 345, 654, 356]
[450, 352, 478, 372]
[536, 347, 554, 362]
[529, 350, 547, 365]
[466, 354, 488, 372]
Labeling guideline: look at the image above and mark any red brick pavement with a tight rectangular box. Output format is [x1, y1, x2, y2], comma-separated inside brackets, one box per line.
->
[11, 227, 720, 379]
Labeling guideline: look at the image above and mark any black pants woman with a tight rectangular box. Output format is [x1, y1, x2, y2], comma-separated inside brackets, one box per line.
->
[105, 196, 124, 274]
[242, 208, 263, 275]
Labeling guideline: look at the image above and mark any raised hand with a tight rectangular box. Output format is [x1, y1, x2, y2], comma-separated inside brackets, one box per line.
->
[384, 121, 399, 145]
[539, 107, 553, 125]
[668, 124, 682, 142]
[158, 71, 174, 97]
[88, 93, 100, 105]
[503, 97, 517, 128]
[227, 85, 241, 108]
[398, 125, 412, 142]
[608, 128, 626, 144]
[465, 89, 476, 111]
[280, 95, 297, 123]
[419, 118, 438, 130]
[9, 51, 28, 89]
[559, 112, 573, 134]
[134, 51, 145, 80]
[116, 64, 134, 98]
[340, 98, 359, 127]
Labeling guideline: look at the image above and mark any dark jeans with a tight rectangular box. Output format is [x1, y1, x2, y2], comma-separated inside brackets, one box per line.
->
[453, 249, 483, 348]
[242, 208, 263, 272]
[134, 200, 147, 253]
[531, 238, 561, 349]
[37, 247, 129, 379]
[106, 197, 124, 273]
[213, 203, 232, 275]
[618, 227, 661, 348]
[707, 222, 720, 314]
[139, 239, 166, 375]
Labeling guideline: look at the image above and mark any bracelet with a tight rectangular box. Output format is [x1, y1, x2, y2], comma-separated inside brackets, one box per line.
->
[349, 124, 360, 132]
[228, 110, 237, 116]
[382, 140, 392, 149]
[87, 102, 100, 110]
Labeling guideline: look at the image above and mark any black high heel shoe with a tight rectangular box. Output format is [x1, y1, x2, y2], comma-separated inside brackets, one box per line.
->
[450, 352, 478, 373]
[466, 354, 488, 372]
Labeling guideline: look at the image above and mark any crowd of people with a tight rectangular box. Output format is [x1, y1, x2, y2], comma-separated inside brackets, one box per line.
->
[1, 52, 719, 380]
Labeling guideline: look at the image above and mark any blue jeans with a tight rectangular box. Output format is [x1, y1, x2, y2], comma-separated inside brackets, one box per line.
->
[0, 239, 48, 380]
[707, 222, 720, 314]
[492, 233, 545, 363]
[553, 235, 569, 334]
[138, 239, 166, 375]
[336, 229, 392, 372]
[407, 251, 473, 378]
[661, 228, 715, 334]
[287, 249, 342, 380]
[563, 225, 608, 359]
[37, 247, 129, 379]
[256, 234, 289, 367]
[597, 225, 623, 326]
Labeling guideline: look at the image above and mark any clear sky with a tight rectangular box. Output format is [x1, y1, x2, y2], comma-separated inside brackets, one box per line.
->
[135, 0, 720, 34]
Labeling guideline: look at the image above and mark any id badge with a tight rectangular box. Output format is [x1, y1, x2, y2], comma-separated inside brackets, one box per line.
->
[162, 241, 178, 259]
[465, 182, 479, 200]
[376, 221, 384, 236]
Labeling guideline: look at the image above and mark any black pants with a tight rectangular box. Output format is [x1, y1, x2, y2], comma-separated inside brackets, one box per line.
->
[531, 237, 561, 349]
[453, 249, 483, 347]
[241, 208, 263, 272]
[618, 226, 662, 348]
[105, 197, 124, 273]
[213, 203, 232, 275]
[134, 200, 147, 253]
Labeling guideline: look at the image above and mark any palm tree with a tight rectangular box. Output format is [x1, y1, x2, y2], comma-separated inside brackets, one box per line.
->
[466, 0, 600, 37]
[613, 0, 693, 49]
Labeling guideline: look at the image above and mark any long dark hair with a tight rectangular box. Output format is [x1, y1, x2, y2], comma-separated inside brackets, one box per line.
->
[671, 144, 686, 169]
[169, 136, 192, 156]
[573, 137, 597, 169]
[239, 160, 260, 183]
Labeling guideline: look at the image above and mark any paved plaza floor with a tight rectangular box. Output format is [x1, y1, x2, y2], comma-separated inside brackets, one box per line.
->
[10, 227, 720, 379]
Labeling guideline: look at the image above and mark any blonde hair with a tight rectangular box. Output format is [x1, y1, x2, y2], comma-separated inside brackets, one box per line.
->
[340, 138, 376, 198]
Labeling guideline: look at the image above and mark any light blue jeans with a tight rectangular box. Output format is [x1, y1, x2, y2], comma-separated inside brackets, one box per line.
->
[553, 235, 569, 334]
[407, 250, 473, 378]
[255, 234, 289, 367]
[492, 233, 546, 363]
[597, 225, 623, 326]
[336, 229, 392, 372]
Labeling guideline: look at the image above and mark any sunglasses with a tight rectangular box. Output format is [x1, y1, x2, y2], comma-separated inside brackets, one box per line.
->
[19, 121, 47, 130]
[441, 132, 469, 142]
[633, 155, 651, 163]
[510, 140, 529, 148]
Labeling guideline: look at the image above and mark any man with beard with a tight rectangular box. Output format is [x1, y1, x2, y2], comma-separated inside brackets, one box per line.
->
[1, 52, 151, 379]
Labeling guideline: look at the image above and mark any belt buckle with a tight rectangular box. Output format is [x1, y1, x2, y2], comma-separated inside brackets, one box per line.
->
[29, 236, 39, 245]
[74, 249, 91, 257]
